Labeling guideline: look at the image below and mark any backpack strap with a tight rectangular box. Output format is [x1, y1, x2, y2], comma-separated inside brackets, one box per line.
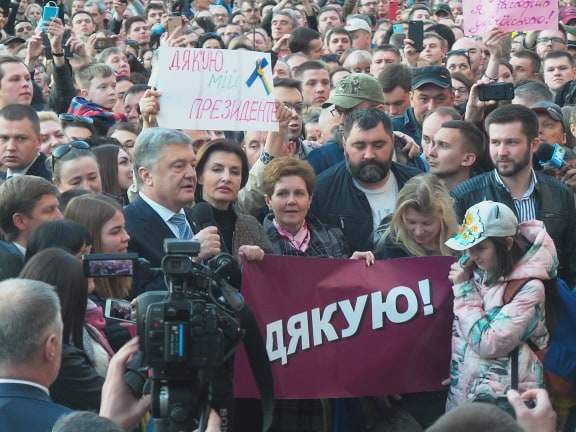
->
[503, 278, 535, 305]
[503, 278, 537, 391]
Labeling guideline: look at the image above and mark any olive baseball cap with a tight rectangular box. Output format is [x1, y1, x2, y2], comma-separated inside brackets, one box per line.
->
[322, 73, 385, 109]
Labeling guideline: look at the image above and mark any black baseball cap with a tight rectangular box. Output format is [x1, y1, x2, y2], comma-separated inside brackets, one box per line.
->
[411, 66, 452, 90]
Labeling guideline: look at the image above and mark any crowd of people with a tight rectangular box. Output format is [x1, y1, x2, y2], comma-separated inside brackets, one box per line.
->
[0, 0, 576, 430]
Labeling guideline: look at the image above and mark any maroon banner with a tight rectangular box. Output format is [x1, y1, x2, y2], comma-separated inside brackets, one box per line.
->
[234, 255, 455, 399]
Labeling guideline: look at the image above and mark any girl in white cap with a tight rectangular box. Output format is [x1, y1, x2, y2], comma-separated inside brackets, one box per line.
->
[444, 200, 558, 410]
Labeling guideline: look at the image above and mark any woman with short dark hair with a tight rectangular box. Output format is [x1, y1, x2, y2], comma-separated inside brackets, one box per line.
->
[196, 139, 272, 261]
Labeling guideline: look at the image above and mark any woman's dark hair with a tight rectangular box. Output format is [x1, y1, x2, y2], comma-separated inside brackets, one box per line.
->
[26, 220, 92, 261]
[196, 139, 250, 189]
[197, 32, 225, 48]
[451, 72, 473, 90]
[488, 235, 530, 284]
[195, 16, 217, 33]
[492, 236, 563, 335]
[93, 144, 125, 199]
[19, 248, 88, 350]
[59, 189, 91, 212]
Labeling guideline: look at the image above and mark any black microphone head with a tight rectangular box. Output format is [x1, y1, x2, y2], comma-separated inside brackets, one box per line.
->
[190, 202, 215, 230]
[535, 143, 555, 162]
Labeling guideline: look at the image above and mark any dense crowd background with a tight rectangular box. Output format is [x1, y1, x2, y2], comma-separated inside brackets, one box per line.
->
[1, 0, 576, 430]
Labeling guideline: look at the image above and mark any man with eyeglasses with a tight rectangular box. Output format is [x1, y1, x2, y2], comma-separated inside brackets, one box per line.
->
[451, 37, 486, 80]
[357, 0, 377, 18]
[240, 0, 260, 26]
[234, 79, 321, 216]
[0, 104, 52, 181]
[535, 29, 567, 59]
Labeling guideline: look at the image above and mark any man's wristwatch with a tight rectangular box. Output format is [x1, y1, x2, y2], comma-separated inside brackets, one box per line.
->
[260, 151, 274, 165]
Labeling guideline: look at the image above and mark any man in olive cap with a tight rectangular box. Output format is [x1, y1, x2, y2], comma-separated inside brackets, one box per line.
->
[309, 73, 425, 173]
[308, 73, 386, 173]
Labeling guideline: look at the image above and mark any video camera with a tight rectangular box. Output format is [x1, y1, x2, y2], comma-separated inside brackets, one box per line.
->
[109, 240, 246, 432]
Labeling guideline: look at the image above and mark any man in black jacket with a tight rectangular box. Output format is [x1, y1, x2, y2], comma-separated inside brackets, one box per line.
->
[311, 108, 421, 252]
[0, 175, 62, 277]
[0, 104, 52, 181]
[451, 104, 576, 285]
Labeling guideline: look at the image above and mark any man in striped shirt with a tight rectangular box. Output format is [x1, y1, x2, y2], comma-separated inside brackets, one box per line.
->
[451, 104, 576, 285]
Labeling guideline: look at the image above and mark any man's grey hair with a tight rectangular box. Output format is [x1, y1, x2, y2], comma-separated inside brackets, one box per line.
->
[133, 128, 193, 187]
[513, 79, 553, 106]
[85, 0, 106, 13]
[0, 279, 61, 367]
[52, 411, 124, 432]
[273, 9, 298, 28]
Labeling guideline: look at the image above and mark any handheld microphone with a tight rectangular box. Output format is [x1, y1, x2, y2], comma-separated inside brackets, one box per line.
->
[535, 143, 571, 169]
[189, 201, 216, 230]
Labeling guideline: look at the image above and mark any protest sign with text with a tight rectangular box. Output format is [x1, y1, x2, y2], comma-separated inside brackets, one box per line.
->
[463, 0, 558, 36]
[152, 48, 278, 131]
[234, 255, 455, 399]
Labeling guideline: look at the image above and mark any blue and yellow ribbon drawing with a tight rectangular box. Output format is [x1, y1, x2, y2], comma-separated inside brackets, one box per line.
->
[246, 58, 272, 95]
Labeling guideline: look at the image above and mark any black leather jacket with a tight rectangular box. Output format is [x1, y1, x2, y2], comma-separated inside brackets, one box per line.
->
[310, 161, 421, 252]
[451, 170, 576, 285]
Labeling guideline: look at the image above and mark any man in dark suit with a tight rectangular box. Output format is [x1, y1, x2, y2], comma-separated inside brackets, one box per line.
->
[124, 128, 221, 293]
[0, 104, 52, 181]
[0, 278, 71, 432]
[0, 176, 62, 279]
[0, 279, 152, 431]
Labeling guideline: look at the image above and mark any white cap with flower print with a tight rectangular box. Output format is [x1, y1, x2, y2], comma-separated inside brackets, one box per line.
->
[445, 201, 518, 251]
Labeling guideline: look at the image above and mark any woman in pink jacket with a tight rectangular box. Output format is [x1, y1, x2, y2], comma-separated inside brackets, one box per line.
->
[444, 201, 556, 410]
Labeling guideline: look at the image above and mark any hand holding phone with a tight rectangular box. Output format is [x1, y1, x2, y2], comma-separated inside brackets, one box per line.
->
[105, 299, 135, 323]
[166, 15, 183, 36]
[477, 82, 515, 102]
[41, 2, 59, 31]
[408, 20, 424, 52]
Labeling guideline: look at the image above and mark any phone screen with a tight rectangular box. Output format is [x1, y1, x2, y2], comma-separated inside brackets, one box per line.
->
[105, 299, 135, 323]
[392, 23, 404, 34]
[408, 20, 424, 51]
[87, 259, 134, 277]
[167, 16, 183, 35]
[42, 4, 59, 26]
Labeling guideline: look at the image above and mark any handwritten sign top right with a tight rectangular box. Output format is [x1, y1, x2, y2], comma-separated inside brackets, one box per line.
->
[463, 0, 558, 36]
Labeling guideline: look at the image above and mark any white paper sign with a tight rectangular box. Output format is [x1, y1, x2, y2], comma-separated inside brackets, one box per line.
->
[153, 47, 278, 132]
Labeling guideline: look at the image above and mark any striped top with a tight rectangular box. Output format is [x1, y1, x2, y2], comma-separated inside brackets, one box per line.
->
[493, 169, 538, 222]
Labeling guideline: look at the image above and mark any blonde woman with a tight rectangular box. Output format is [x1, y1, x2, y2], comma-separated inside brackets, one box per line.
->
[375, 173, 458, 259]
[372, 173, 459, 427]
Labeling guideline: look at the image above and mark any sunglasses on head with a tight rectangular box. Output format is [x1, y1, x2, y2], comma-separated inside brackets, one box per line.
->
[51, 140, 91, 170]
[59, 114, 94, 125]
